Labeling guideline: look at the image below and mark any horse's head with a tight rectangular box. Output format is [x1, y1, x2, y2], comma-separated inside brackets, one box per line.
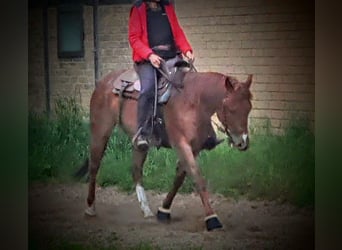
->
[216, 75, 253, 151]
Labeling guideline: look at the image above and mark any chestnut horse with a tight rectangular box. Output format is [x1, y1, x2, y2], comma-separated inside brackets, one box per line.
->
[75, 68, 253, 231]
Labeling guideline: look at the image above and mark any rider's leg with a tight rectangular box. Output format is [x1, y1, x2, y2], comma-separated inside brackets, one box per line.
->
[135, 62, 156, 150]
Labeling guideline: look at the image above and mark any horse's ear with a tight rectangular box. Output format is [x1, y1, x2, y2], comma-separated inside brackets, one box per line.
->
[225, 76, 234, 92]
[245, 74, 253, 88]
[226, 76, 240, 91]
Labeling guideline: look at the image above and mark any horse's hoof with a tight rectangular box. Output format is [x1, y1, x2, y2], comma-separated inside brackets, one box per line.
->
[205, 214, 223, 231]
[143, 208, 154, 218]
[84, 204, 96, 217]
[157, 207, 171, 222]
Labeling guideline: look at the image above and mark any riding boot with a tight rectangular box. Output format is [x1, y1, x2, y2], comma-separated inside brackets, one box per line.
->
[134, 62, 157, 150]
[135, 93, 154, 151]
[202, 125, 224, 151]
[153, 105, 169, 148]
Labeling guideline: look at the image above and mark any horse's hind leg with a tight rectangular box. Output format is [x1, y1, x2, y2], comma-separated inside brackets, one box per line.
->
[85, 132, 112, 216]
[157, 161, 186, 221]
[132, 149, 154, 217]
[85, 112, 116, 216]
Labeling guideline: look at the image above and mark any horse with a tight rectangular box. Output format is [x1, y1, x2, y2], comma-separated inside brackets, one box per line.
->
[74, 64, 253, 231]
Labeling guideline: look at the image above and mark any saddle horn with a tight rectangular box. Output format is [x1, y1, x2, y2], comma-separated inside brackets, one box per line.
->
[174, 60, 190, 68]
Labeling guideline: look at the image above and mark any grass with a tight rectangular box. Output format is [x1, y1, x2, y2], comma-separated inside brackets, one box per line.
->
[28, 98, 314, 207]
[28, 98, 89, 182]
[199, 123, 315, 206]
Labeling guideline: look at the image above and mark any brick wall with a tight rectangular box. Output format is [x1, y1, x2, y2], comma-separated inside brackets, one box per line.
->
[98, 4, 132, 75]
[28, 0, 314, 134]
[29, 6, 95, 113]
[173, 0, 314, 134]
[29, 8, 45, 112]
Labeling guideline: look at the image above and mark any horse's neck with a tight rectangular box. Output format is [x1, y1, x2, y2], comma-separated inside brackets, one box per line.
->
[184, 72, 227, 116]
[194, 72, 226, 105]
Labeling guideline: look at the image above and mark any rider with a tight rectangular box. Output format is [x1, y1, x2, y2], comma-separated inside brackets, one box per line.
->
[128, 0, 222, 150]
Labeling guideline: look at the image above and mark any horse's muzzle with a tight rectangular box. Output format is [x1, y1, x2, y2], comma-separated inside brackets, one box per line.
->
[228, 133, 249, 151]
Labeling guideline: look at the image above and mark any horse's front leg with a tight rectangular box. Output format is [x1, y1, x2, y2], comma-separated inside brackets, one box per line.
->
[175, 141, 223, 231]
[157, 161, 186, 221]
[132, 148, 154, 218]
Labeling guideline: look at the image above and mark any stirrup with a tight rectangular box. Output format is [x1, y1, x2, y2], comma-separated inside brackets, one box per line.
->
[137, 135, 148, 145]
[136, 135, 149, 151]
[132, 127, 142, 145]
[132, 128, 149, 151]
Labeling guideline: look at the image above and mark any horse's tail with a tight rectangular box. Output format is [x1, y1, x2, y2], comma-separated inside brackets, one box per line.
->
[73, 158, 89, 181]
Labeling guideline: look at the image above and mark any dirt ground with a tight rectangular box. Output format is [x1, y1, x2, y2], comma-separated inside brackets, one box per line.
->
[29, 182, 314, 249]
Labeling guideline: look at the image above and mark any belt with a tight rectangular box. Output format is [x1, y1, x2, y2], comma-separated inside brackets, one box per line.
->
[151, 44, 172, 51]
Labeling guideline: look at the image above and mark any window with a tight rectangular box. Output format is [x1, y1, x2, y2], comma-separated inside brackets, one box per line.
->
[58, 3, 84, 58]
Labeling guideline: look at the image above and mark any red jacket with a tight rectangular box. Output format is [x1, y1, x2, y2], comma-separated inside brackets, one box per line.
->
[128, 1, 192, 62]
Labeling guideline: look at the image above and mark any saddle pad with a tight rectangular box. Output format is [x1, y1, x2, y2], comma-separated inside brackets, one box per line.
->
[112, 69, 141, 93]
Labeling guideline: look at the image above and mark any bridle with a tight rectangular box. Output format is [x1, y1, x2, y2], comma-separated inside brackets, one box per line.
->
[219, 90, 252, 149]
[220, 96, 234, 145]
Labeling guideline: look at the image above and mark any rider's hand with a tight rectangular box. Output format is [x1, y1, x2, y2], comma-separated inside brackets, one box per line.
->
[185, 51, 195, 63]
[148, 53, 162, 68]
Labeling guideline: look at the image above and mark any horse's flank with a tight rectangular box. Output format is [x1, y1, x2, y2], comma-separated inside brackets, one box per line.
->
[90, 69, 136, 137]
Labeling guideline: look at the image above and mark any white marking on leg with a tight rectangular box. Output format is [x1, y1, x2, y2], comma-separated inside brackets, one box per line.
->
[204, 213, 218, 221]
[242, 133, 248, 143]
[136, 184, 154, 218]
[158, 207, 171, 214]
[85, 203, 96, 217]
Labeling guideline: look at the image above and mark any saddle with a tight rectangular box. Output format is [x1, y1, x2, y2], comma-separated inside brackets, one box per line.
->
[112, 57, 190, 103]
[112, 57, 191, 149]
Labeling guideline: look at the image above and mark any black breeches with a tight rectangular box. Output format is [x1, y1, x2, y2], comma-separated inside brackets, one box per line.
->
[135, 62, 157, 136]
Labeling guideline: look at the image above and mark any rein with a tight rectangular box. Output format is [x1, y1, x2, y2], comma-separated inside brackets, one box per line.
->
[118, 82, 130, 126]
[217, 94, 233, 144]
[188, 60, 197, 72]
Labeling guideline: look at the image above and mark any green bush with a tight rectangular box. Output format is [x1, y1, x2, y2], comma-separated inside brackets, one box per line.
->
[29, 98, 89, 181]
[199, 123, 314, 206]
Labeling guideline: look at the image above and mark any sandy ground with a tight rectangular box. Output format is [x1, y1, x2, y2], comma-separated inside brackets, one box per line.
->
[29, 182, 314, 249]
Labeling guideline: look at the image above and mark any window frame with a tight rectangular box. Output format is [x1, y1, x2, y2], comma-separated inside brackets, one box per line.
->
[57, 3, 85, 59]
